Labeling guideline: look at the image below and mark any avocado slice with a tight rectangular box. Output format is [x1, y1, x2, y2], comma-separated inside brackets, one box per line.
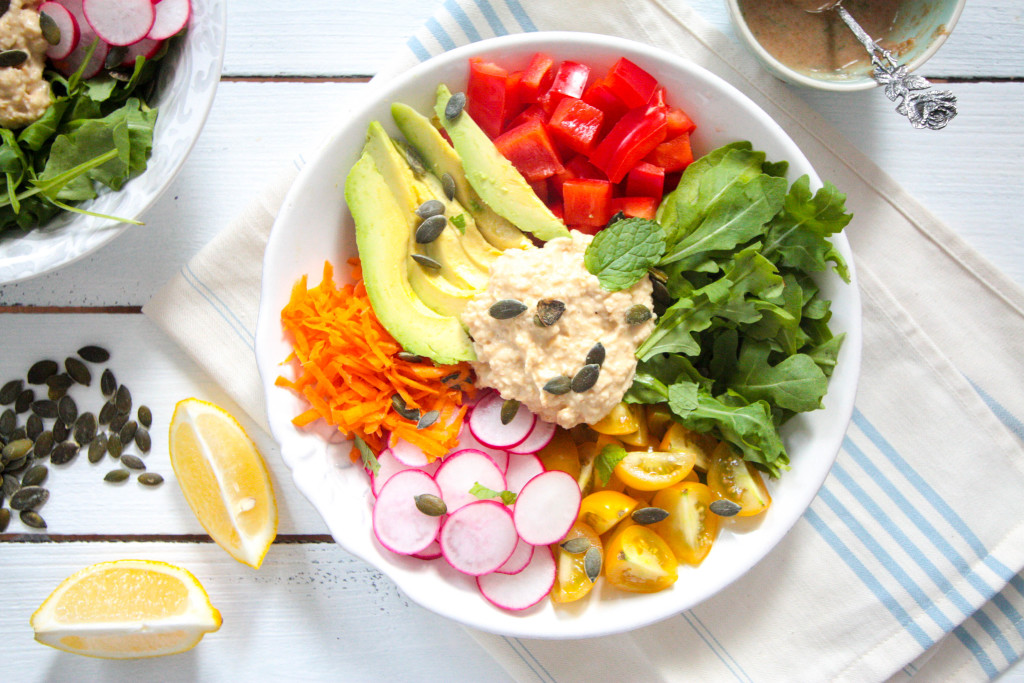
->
[346, 152, 475, 363]
[418, 168, 502, 273]
[391, 102, 533, 251]
[434, 85, 570, 243]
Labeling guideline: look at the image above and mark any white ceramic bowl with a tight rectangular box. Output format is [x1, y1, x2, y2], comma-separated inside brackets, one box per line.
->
[0, 0, 227, 284]
[255, 32, 862, 639]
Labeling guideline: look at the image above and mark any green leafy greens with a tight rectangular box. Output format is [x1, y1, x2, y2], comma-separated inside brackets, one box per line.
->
[594, 443, 628, 486]
[469, 482, 517, 506]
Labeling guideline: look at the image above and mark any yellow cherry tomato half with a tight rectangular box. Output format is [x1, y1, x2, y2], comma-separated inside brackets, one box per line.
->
[590, 402, 640, 436]
[659, 422, 713, 472]
[578, 490, 638, 534]
[651, 482, 719, 565]
[550, 522, 603, 604]
[644, 404, 674, 441]
[613, 448, 695, 491]
[603, 524, 678, 593]
[537, 428, 581, 479]
[706, 442, 772, 517]
[618, 406, 652, 448]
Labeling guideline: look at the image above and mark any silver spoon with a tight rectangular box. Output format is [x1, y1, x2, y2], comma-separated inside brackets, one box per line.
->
[799, 0, 957, 130]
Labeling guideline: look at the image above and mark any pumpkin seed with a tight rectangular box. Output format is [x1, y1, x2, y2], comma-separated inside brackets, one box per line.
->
[58, 395, 77, 426]
[2, 438, 32, 463]
[441, 172, 456, 201]
[414, 493, 447, 517]
[543, 376, 572, 395]
[631, 506, 670, 525]
[121, 454, 145, 471]
[50, 441, 78, 465]
[415, 214, 447, 244]
[415, 199, 445, 219]
[0, 49, 28, 68]
[76, 344, 110, 363]
[88, 433, 108, 463]
[396, 352, 423, 363]
[560, 537, 590, 554]
[0, 408, 14, 435]
[104, 469, 130, 483]
[134, 427, 150, 453]
[115, 384, 131, 414]
[534, 299, 566, 327]
[34, 431, 53, 457]
[445, 91, 467, 121]
[0, 379, 21, 405]
[31, 400, 58, 419]
[21, 464, 48, 487]
[26, 414, 43, 440]
[75, 413, 97, 446]
[109, 411, 128, 433]
[394, 139, 426, 177]
[10, 425, 25, 441]
[10, 486, 48, 511]
[605, 210, 626, 229]
[104, 45, 127, 70]
[585, 342, 606, 367]
[65, 357, 91, 386]
[417, 410, 440, 430]
[39, 11, 61, 46]
[488, 299, 528, 320]
[3, 473, 19, 498]
[0, 507, 9, 532]
[52, 419, 67, 442]
[98, 400, 116, 425]
[625, 304, 653, 325]
[709, 499, 742, 517]
[138, 472, 164, 487]
[118, 419, 137, 446]
[571, 364, 601, 393]
[137, 405, 152, 428]
[500, 399, 520, 426]
[15, 388, 33, 413]
[107, 433, 123, 459]
[20, 509, 46, 529]
[27, 360, 57, 385]
[100, 369, 116, 397]
[584, 546, 602, 583]
[411, 253, 442, 271]
[6, 455, 26, 473]
[390, 394, 420, 422]
[650, 274, 671, 308]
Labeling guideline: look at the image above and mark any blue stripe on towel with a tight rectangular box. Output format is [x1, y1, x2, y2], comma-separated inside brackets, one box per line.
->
[445, 0, 483, 42]
[502, 0, 538, 32]
[500, 636, 551, 683]
[681, 611, 748, 682]
[690, 611, 753, 682]
[472, 0, 509, 36]
[513, 638, 557, 683]
[952, 625, 1000, 678]
[406, 35, 432, 63]
[426, 16, 458, 52]
[967, 377, 1024, 444]
[181, 264, 254, 351]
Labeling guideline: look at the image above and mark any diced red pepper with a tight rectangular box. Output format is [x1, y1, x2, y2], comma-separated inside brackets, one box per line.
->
[666, 107, 697, 137]
[467, 58, 511, 139]
[549, 202, 564, 221]
[529, 179, 549, 204]
[505, 71, 524, 125]
[546, 97, 604, 155]
[507, 104, 547, 131]
[648, 86, 667, 108]
[625, 162, 665, 199]
[517, 52, 556, 105]
[582, 78, 629, 130]
[606, 58, 659, 108]
[493, 118, 564, 182]
[610, 196, 658, 221]
[540, 61, 590, 114]
[563, 178, 612, 228]
[645, 133, 694, 172]
[588, 104, 668, 183]
[549, 154, 605, 200]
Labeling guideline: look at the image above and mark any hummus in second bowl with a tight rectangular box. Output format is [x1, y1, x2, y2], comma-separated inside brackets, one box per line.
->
[461, 231, 655, 428]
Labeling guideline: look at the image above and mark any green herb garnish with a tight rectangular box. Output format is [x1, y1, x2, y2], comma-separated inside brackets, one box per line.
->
[354, 435, 380, 476]
[469, 482, 517, 506]
[594, 444, 628, 486]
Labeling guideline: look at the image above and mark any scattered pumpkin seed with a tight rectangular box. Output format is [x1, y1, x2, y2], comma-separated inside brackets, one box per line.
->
[3, 473, 19, 498]
[118, 419, 137, 446]
[75, 413, 97, 446]
[88, 433, 108, 463]
[107, 433, 123, 459]
[121, 454, 145, 471]
[10, 425, 25, 442]
[396, 352, 424, 363]
[6, 455, 26, 473]
[137, 405, 152, 428]
[0, 507, 9, 532]
[543, 376, 572, 395]
[390, 394, 420, 422]
[26, 414, 43, 440]
[650, 274, 671, 308]
[21, 464, 48, 487]
[27, 360, 57, 385]
[34, 431, 54, 457]
[488, 299, 528, 320]
[560, 537, 590, 554]
[0, 409, 14, 435]
[100, 369, 116, 397]
[134, 427, 150, 453]
[625, 304, 653, 326]
[415, 214, 447, 243]
[417, 410, 440, 430]
[138, 472, 164, 487]
[0, 379, 21, 405]
[631, 506, 670, 525]
[2, 438, 32, 463]
[58, 395, 77, 426]
[115, 384, 131, 414]
[414, 493, 447, 517]
[411, 253, 442, 271]
[104, 45, 127, 70]
[98, 400, 116, 425]
[39, 11, 61, 46]
[445, 91, 466, 121]
[500, 399, 520, 426]
[32, 400, 58, 419]
[50, 441, 78, 466]
[571, 364, 601, 393]
[15, 388, 33, 413]
[20, 509, 45, 529]
[440, 371, 462, 384]
[584, 546, 602, 583]
[52, 419, 68, 442]
[0, 49, 28, 68]
[109, 411, 128, 433]
[415, 199, 445, 219]
[10, 486, 48, 511]
[65, 357, 91, 386]
[585, 342, 606, 366]
[394, 139, 427, 177]
[76, 344, 109, 364]
[709, 499, 742, 517]
[441, 172, 456, 201]
[104, 469, 130, 483]
[534, 299, 566, 327]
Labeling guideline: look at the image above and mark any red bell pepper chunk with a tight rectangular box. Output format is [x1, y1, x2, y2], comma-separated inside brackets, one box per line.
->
[550, 154, 606, 200]
[549, 202, 564, 221]
[606, 58, 659, 108]
[529, 179, 550, 204]
[505, 71, 524, 125]
[507, 104, 547, 131]
[666, 107, 697, 137]
[517, 52, 555, 105]
[648, 85, 667, 108]
[645, 133, 694, 173]
[546, 97, 604, 155]
[540, 61, 590, 114]
[467, 58, 510, 139]
[588, 104, 668, 184]
[625, 162, 665, 199]
[493, 118, 565, 182]
[563, 178, 612, 228]
[610, 196, 659, 221]
[582, 78, 629, 131]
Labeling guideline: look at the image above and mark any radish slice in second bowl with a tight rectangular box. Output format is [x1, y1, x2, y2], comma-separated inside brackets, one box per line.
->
[478, 546, 556, 611]
[372, 470, 444, 556]
[504, 453, 545, 496]
[439, 500, 518, 576]
[513, 470, 582, 546]
[39, 2, 79, 60]
[507, 419, 556, 455]
[83, 0, 155, 46]
[457, 426, 510, 473]
[434, 449, 506, 512]
[469, 391, 536, 449]
[495, 536, 534, 575]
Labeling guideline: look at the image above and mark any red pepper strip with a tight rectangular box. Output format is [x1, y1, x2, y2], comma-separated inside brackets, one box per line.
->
[648, 85, 668, 108]
[563, 178, 612, 228]
[606, 57, 659, 108]
[549, 154, 606, 205]
[666, 107, 697, 137]
[507, 103, 546, 131]
[493, 118, 565, 182]
[529, 178, 550, 204]
[517, 52, 555, 104]
[467, 58, 511, 139]
[546, 97, 604, 155]
[610, 196, 658, 221]
[645, 133, 694, 173]
[582, 78, 629, 132]
[505, 71, 524, 126]
[625, 161, 665, 199]
[540, 60, 590, 114]
[588, 105, 668, 184]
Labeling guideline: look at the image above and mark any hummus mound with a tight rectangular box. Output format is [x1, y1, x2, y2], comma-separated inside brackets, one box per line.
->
[461, 231, 655, 429]
[0, 0, 52, 129]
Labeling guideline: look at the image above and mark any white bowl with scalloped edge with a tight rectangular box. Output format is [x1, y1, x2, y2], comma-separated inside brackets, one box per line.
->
[255, 31, 861, 639]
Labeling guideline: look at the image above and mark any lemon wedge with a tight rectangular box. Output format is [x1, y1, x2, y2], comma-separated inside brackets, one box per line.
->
[31, 559, 222, 659]
[169, 398, 278, 569]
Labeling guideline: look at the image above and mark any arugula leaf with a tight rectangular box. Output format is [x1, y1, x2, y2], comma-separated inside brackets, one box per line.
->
[727, 340, 828, 412]
[469, 482, 517, 506]
[595, 443, 628, 486]
[353, 435, 380, 476]
[584, 217, 666, 291]
[762, 176, 852, 282]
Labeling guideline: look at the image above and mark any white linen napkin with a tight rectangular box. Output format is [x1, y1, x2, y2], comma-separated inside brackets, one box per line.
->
[144, 1, 1024, 680]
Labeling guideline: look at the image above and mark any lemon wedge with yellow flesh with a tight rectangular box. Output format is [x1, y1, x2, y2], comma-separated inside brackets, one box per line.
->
[31, 559, 222, 659]
[169, 398, 278, 569]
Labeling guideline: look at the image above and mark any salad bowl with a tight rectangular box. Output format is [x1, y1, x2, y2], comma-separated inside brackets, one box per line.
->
[255, 31, 862, 639]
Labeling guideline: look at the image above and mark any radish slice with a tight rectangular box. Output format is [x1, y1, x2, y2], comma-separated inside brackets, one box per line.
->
[469, 391, 536, 449]
[119, 36, 162, 66]
[390, 439, 431, 467]
[53, 0, 108, 79]
[504, 453, 545, 496]
[457, 426, 510, 473]
[147, 0, 190, 40]
[434, 449, 506, 512]
[439, 501, 518, 576]
[478, 546, 556, 611]
[495, 537, 534, 575]
[412, 539, 442, 560]
[372, 470, 443, 555]
[507, 419, 557, 454]
[83, 0, 155, 46]
[40, 2, 79, 61]
[513, 471, 582, 546]
[369, 448, 439, 497]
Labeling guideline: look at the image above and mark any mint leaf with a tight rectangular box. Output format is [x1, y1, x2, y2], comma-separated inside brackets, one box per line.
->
[762, 176, 852, 282]
[469, 482, 517, 505]
[354, 435, 380, 476]
[595, 444, 628, 486]
[584, 217, 666, 291]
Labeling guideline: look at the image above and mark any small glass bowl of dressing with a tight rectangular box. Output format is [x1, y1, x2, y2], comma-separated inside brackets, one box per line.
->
[725, 0, 966, 91]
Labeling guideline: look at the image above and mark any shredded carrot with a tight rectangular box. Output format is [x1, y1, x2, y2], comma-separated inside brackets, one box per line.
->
[279, 259, 474, 462]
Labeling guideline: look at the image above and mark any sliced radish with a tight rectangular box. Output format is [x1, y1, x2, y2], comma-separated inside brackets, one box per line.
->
[504, 453, 545, 496]
[147, 0, 190, 40]
[478, 546, 556, 611]
[439, 501, 518, 576]
[390, 439, 431, 467]
[457, 426, 510, 473]
[495, 537, 534, 575]
[83, 0, 155, 46]
[119, 36, 162, 66]
[412, 539, 442, 561]
[513, 471, 582, 546]
[53, 0, 108, 79]
[372, 470, 443, 556]
[369, 448, 439, 497]
[508, 419, 557, 455]
[40, 2, 79, 61]
[469, 391, 536, 449]
[434, 449, 506, 512]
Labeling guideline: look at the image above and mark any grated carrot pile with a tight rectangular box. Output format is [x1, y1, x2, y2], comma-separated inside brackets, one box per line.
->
[277, 259, 473, 461]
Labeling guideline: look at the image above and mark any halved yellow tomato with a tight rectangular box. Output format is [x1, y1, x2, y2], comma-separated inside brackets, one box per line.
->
[659, 422, 713, 472]
[618, 406, 652, 448]
[706, 442, 771, 517]
[613, 448, 695, 491]
[578, 490, 638, 534]
[537, 429, 581, 479]
[604, 524, 678, 593]
[590, 402, 640, 435]
[624, 485, 654, 505]
[651, 482, 719, 565]
[645, 404, 674, 441]
[550, 522, 603, 603]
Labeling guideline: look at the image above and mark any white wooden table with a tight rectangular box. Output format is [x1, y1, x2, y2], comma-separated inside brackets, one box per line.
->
[1, 1, 1022, 680]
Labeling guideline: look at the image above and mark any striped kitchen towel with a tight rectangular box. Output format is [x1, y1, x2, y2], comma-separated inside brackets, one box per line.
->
[144, 0, 1024, 681]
